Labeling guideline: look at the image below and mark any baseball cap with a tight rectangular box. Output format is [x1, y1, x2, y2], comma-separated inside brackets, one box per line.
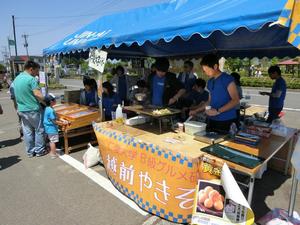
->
[45, 93, 56, 104]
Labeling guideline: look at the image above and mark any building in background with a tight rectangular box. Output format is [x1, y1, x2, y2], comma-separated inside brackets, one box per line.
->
[9, 55, 45, 78]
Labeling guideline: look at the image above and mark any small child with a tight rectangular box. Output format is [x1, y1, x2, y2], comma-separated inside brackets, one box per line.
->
[43, 94, 65, 158]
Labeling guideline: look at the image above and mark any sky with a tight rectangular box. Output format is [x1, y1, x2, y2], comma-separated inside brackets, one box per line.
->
[0, 0, 167, 61]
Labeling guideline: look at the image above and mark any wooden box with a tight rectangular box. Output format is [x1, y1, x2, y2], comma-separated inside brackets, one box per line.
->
[64, 90, 81, 104]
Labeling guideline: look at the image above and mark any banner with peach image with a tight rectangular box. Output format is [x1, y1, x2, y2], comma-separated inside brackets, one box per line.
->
[192, 159, 254, 225]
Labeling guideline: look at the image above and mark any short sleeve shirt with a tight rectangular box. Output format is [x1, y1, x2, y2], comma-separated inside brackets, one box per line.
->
[269, 77, 286, 109]
[13, 71, 40, 112]
[85, 90, 97, 106]
[152, 75, 166, 107]
[43, 107, 58, 134]
[207, 73, 236, 121]
[102, 93, 122, 117]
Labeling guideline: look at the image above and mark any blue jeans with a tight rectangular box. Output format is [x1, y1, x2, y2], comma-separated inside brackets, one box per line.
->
[19, 111, 45, 156]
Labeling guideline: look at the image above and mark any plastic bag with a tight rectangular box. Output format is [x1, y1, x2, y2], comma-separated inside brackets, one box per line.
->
[83, 143, 100, 168]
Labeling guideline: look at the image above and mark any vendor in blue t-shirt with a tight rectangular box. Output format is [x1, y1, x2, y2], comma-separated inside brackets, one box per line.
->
[148, 58, 185, 107]
[80, 77, 98, 107]
[102, 81, 122, 120]
[189, 54, 240, 134]
[259, 66, 286, 123]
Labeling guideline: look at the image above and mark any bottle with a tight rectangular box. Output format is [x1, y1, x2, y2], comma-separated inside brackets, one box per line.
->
[229, 122, 238, 138]
[116, 104, 123, 119]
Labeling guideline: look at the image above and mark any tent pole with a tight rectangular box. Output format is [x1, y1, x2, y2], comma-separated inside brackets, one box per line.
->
[97, 72, 103, 122]
[288, 167, 298, 217]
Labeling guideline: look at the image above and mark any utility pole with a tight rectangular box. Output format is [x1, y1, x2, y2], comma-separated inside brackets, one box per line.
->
[12, 15, 18, 56]
[22, 34, 29, 57]
[7, 37, 11, 58]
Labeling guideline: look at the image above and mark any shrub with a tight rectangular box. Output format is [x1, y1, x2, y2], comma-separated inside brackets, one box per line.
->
[240, 77, 300, 89]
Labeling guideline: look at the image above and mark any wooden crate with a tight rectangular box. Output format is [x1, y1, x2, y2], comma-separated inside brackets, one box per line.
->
[55, 104, 100, 131]
[64, 90, 81, 104]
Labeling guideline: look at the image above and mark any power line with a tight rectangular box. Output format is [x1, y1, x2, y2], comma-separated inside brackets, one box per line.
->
[15, 0, 116, 20]
[16, 13, 100, 20]
[28, 19, 89, 36]
[16, 24, 49, 27]
[22, 34, 29, 56]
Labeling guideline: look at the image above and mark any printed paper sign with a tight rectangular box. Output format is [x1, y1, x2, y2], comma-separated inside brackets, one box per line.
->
[89, 49, 107, 73]
[39, 71, 46, 85]
[191, 161, 254, 225]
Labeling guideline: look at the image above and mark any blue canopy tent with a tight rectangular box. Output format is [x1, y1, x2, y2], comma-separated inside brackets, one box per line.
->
[43, 0, 300, 58]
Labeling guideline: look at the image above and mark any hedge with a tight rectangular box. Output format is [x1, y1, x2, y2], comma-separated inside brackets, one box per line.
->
[240, 77, 300, 89]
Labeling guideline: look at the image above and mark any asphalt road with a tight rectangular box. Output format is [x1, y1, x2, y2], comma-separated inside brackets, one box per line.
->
[0, 92, 146, 225]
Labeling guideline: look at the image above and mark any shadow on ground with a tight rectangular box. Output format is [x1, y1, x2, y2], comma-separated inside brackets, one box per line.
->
[0, 137, 22, 148]
[252, 169, 289, 221]
[0, 155, 21, 170]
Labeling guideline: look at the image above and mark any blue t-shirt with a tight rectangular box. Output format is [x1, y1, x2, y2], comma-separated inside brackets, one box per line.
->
[43, 106, 58, 134]
[118, 75, 127, 101]
[152, 75, 166, 106]
[103, 94, 122, 118]
[207, 73, 236, 121]
[85, 90, 97, 106]
[269, 77, 286, 109]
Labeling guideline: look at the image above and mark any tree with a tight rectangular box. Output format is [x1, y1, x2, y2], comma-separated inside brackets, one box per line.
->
[225, 58, 243, 72]
[271, 57, 279, 66]
[0, 64, 6, 72]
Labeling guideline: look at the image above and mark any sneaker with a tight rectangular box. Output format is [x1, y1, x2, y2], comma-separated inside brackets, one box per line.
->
[49, 153, 58, 159]
[27, 153, 35, 158]
[36, 151, 48, 157]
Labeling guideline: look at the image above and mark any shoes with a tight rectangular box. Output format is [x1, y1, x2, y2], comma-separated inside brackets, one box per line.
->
[36, 151, 48, 157]
[49, 153, 58, 159]
[27, 153, 35, 158]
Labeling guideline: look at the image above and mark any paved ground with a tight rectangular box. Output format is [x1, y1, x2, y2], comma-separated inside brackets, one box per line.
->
[0, 87, 300, 225]
[0, 90, 145, 225]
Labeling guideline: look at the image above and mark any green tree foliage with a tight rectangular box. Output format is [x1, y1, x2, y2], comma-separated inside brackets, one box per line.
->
[271, 57, 279, 65]
[0, 64, 6, 72]
[225, 58, 242, 72]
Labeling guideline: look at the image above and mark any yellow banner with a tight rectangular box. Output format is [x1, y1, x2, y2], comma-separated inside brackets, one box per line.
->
[278, 0, 300, 49]
[93, 122, 254, 224]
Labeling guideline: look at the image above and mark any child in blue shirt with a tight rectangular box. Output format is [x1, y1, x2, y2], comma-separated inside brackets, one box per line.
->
[43, 94, 67, 158]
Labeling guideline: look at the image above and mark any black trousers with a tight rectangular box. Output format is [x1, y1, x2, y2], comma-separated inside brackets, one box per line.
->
[267, 107, 282, 123]
[206, 118, 236, 134]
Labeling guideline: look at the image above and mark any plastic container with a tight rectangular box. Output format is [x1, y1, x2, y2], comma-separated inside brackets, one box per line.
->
[116, 104, 123, 119]
[184, 121, 206, 135]
[125, 115, 149, 126]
